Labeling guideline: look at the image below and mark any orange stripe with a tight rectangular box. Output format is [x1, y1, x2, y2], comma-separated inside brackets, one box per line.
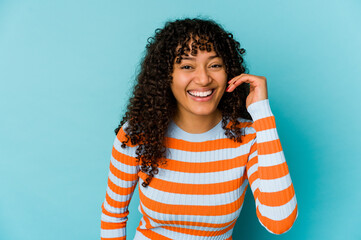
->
[253, 188, 260, 200]
[101, 220, 126, 230]
[139, 186, 246, 216]
[107, 177, 137, 196]
[256, 203, 298, 234]
[112, 147, 139, 166]
[139, 202, 238, 229]
[105, 192, 131, 209]
[246, 155, 259, 186]
[247, 168, 258, 186]
[101, 237, 125, 240]
[138, 204, 153, 229]
[162, 219, 237, 237]
[247, 154, 258, 169]
[137, 228, 173, 240]
[226, 120, 253, 129]
[259, 162, 289, 180]
[109, 161, 139, 181]
[164, 134, 254, 152]
[259, 183, 295, 207]
[253, 116, 276, 132]
[148, 177, 243, 195]
[257, 139, 283, 155]
[101, 203, 129, 218]
[138, 171, 149, 182]
[163, 154, 247, 173]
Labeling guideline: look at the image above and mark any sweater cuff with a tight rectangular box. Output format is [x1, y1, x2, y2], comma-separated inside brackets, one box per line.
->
[246, 99, 274, 121]
[101, 227, 126, 239]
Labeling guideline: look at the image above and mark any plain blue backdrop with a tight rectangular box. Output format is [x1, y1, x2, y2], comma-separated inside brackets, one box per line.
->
[1, 0, 360, 239]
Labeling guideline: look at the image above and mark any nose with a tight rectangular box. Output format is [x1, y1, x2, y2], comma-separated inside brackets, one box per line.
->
[194, 66, 211, 85]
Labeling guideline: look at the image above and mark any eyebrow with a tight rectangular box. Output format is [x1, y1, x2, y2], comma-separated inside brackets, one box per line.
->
[181, 55, 220, 61]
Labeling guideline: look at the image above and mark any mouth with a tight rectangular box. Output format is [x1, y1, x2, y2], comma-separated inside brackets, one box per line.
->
[187, 89, 214, 98]
[186, 89, 215, 102]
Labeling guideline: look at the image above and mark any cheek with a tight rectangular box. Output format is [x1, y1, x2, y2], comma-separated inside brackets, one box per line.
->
[171, 75, 189, 92]
[170, 82, 186, 100]
[217, 74, 228, 88]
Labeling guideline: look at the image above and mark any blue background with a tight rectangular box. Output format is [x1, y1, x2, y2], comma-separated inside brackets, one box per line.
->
[1, 0, 360, 239]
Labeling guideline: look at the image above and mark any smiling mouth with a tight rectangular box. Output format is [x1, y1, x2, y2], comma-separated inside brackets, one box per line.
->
[187, 89, 215, 98]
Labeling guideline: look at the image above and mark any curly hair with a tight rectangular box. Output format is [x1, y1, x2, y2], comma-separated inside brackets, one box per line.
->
[115, 18, 252, 187]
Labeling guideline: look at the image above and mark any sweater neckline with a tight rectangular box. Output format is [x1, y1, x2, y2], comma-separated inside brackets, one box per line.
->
[168, 118, 224, 142]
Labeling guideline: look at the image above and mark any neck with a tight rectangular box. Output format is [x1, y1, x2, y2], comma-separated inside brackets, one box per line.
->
[173, 110, 223, 134]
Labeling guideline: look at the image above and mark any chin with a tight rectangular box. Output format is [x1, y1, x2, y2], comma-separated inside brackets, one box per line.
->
[190, 107, 219, 117]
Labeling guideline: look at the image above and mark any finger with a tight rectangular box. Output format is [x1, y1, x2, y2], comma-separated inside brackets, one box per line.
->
[228, 73, 247, 85]
[227, 76, 254, 92]
[228, 74, 258, 87]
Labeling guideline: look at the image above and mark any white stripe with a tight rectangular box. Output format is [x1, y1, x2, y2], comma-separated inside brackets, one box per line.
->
[150, 225, 233, 240]
[113, 135, 138, 157]
[249, 178, 259, 193]
[259, 174, 292, 193]
[139, 201, 243, 224]
[101, 228, 126, 238]
[134, 230, 151, 240]
[101, 214, 127, 223]
[140, 180, 248, 206]
[247, 99, 273, 120]
[244, 125, 256, 135]
[247, 161, 258, 177]
[257, 195, 297, 221]
[258, 151, 286, 167]
[248, 150, 257, 162]
[110, 156, 139, 174]
[110, 155, 139, 174]
[155, 166, 246, 184]
[255, 128, 279, 143]
[166, 143, 250, 163]
[103, 199, 128, 213]
[248, 150, 287, 168]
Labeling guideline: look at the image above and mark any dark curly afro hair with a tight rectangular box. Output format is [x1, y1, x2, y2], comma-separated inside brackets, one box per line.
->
[115, 18, 252, 187]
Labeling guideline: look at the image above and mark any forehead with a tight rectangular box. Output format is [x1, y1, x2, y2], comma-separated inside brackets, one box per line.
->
[176, 36, 213, 52]
[178, 51, 220, 61]
[175, 38, 219, 63]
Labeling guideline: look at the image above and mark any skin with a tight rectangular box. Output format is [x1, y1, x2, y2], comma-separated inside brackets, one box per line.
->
[170, 48, 269, 134]
[226, 73, 269, 109]
[171, 49, 227, 133]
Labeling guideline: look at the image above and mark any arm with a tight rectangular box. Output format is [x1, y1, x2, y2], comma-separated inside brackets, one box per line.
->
[246, 99, 298, 234]
[101, 124, 140, 240]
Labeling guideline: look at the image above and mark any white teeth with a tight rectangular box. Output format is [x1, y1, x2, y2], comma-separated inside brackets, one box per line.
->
[188, 90, 213, 97]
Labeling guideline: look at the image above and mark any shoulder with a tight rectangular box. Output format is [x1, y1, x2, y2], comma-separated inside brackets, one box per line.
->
[114, 121, 138, 148]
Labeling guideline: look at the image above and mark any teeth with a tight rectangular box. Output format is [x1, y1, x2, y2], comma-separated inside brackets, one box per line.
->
[188, 90, 213, 97]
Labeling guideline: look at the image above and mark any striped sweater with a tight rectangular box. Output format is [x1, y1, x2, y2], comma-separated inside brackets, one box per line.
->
[100, 99, 298, 240]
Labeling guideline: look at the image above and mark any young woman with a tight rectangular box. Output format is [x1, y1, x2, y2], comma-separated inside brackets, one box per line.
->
[100, 18, 298, 240]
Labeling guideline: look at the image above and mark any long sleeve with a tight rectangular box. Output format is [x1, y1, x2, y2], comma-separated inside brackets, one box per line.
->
[100, 124, 140, 240]
[245, 99, 298, 234]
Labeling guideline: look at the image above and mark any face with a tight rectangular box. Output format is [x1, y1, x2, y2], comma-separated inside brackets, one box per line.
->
[170, 48, 227, 120]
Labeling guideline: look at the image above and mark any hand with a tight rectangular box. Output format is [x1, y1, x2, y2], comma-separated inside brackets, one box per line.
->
[226, 73, 268, 109]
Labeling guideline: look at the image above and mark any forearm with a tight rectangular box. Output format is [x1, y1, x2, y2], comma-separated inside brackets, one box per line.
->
[247, 99, 298, 234]
[100, 126, 140, 239]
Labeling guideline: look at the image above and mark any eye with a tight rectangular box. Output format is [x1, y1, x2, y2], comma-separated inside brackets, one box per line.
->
[211, 64, 223, 68]
[180, 65, 193, 70]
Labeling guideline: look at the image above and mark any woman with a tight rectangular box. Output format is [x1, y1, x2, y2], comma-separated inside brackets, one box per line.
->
[100, 18, 298, 240]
